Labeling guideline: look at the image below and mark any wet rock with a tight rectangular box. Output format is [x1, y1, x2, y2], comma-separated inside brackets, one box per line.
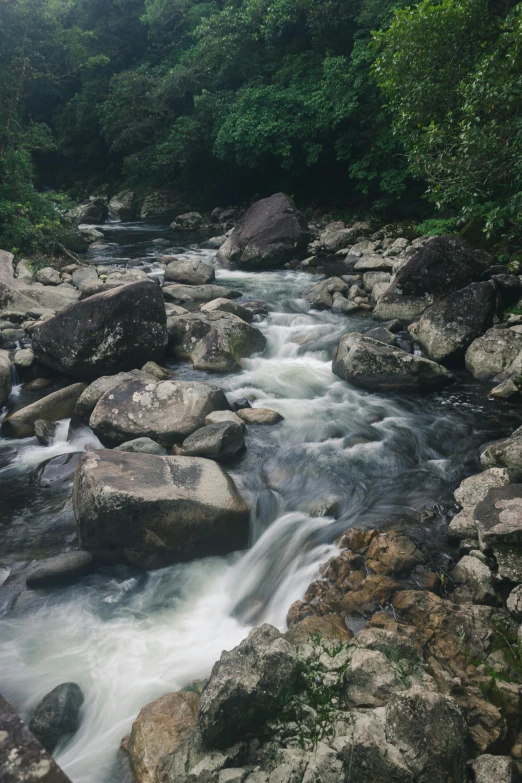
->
[89, 377, 230, 447]
[74, 450, 250, 568]
[163, 283, 237, 302]
[115, 437, 168, 456]
[35, 267, 60, 286]
[217, 193, 308, 269]
[506, 585, 522, 620]
[332, 333, 454, 393]
[490, 379, 521, 400]
[455, 468, 511, 509]
[241, 300, 269, 319]
[0, 693, 73, 783]
[452, 555, 497, 604]
[34, 419, 58, 445]
[163, 257, 215, 286]
[26, 552, 93, 587]
[470, 754, 520, 783]
[167, 311, 266, 372]
[32, 281, 167, 381]
[127, 690, 200, 783]
[170, 212, 209, 230]
[411, 282, 497, 364]
[304, 277, 348, 310]
[23, 377, 52, 392]
[198, 624, 298, 749]
[200, 297, 254, 323]
[205, 411, 245, 429]
[233, 397, 251, 411]
[1, 383, 86, 438]
[33, 452, 82, 488]
[178, 421, 245, 460]
[331, 293, 360, 314]
[29, 683, 84, 753]
[73, 369, 152, 423]
[108, 190, 138, 221]
[0, 349, 12, 405]
[448, 508, 478, 541]
[237, 408, 284, 425]
[365, 531, 425, 575]
[466, 327, 522, 380]
[474, 485, 522, 550]
[481, 430, 522, 479]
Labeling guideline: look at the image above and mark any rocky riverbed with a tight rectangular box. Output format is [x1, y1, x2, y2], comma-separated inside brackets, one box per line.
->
[2, 194, 522, 783]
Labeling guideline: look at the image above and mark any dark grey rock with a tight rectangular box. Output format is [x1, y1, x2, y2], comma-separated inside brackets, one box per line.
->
[115, 437, 168, 455]
[179, 421, 245, 460]
[26, 552, 93, 587]
[29, 683, 84, 753]
[34, 419, 57, 446]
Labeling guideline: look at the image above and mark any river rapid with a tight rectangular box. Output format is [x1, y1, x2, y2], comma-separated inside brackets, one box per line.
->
[0, 222, 521, 783]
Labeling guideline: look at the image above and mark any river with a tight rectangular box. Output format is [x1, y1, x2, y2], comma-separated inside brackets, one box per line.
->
[0, 221, 520, 782]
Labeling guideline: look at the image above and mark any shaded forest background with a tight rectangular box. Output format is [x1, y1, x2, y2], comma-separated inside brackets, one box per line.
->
[1, 0, 521, 255]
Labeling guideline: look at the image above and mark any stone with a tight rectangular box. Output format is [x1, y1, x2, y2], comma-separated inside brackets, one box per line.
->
[455, 468, 511, 508]
[470, 754, 519, 783]
[24, 377, 52, 392]
[71, 200, 106, 224]
[140, 361, 171, 380]
[344, 649, 406, 708]
[170, 212, 208, 230]
[494, 546, 522, 582]
[490, 379, 521, 400]
[200, 235, 227, 249]
[140, 190, 181, 220]
[332, 333, 454, 393]
[506, 585, 522, 619]
[89, 377, 230, 447]
[452, 555, 497, 604]
[241, 300, 269, 319]
[365, 531, 425, 575]
[0, 349, 12, 405]
[466, 328, 522, 380]
[108, 190, 138, 221]
[15, 258, 35, 284]
[198, 624, 298, 749]
[1, 383, 86, 439]
[205, 410, 245, 429]
[71, 267, 98, 288]
[167, 311, 266, 372]
[73, 450, 250, 568]
[35, 267, 61, 286]
[481, 432, 522, 479]
[29, 683, 84, 753]
[448, 508, 478, 541]
[163, 283, 237, 302]
[474, 485, 522, 549]
[285, 614, 353, 645]
[0, 693, 72, 783]
[318, 220, 371, 253]
[26, 552, 93, 587]
[17, 284, 79, 311]
[200, 297, 254, 323]
[127, 691, 200, 783]
[33, 452, 81, 489]
[115, 437, 168, 456]
[216, 193, 308, 269]
[78, 225, 103, 243]
[34, 419, 58, 445]
[178, 421, 245, 460]
[354, 255, 395, 273]
[411, 282, 497, 364]
[331, 294, 360, 314]
[13, 348, 34, 369]
[364, 326, 395, 345]
[73, 369, 152, 423]
[236, 408, 284, 425]
[304, 277, 348, 310]
[233, 397, 251, 411]
[163, 257, 215, 285]
[32, 281, 168, 381]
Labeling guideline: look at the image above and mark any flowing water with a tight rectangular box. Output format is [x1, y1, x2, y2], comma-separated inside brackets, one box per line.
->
[0, 222, 521, 782]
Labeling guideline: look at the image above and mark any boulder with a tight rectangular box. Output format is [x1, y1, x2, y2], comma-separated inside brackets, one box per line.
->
[200, 298, 254, 323]
[71, 201, 104, 224]
[34, 419, 58, 445]
[318, 220, 370, 253]
[489, 379, 521, 400]
[77, 279, 124, 300]
[89, 378, 230, 447]
[141, 361, 172, 380]
[1, 383, 87, 439]
[167, 311, 266, 372]
[470, 755, 519, 783]
[0, 279, 77, 314]
[304, 277, 348, 310]
[204, 410, 245, 429]
[0, 693, 73, 783]
[236, 407, 283, 425]
[163, 283, 236, 302]
[474, 485, 522, 549]
[506, 585, 522, 620]
[13, 348, 35, 370]
[466, 328, 522, 380]
[32, 281, 167, 381]
[178, 421, 245, 460]
[26, 552, 93, 588]
[73, 450, 250, 568]
[481, 431, 522, 479]
[73, 369, 152, 423]
[332, 333, 454, 393]
[35, 267, 60, 286]
[198, 624, 298, 748]
[15, 258, 35, 285]
[78, 226, 103, 243]
[374, 236, 493, 322]
[216, 193, 308, 269]
[140, 191, 181, 220]
[365, 531, 425, 575]
[29, 683, 84, 753]
[115, 437, 168, 456]
[411, 282, 497, 364]
[108, 190, 138, 221]
[454, 468, 510, 509]
[127, 691, 200, 783]
[170, 212, 208, 230]
[71, 267, 98, 288]
[163, 257, 215, 286]
[452, 555, 497, 604]
[0, 349, 11, 405]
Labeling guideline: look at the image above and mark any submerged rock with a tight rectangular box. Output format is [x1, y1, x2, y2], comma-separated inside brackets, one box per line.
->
[74, 450, 250, 568]
[26, 552, 93, 588]
[1, 383, 87, 439]
[332, 333, 453, 393]
[29, 683, 84, 753]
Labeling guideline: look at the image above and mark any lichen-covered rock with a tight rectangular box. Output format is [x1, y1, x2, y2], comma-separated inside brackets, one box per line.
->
[73, 369, 152, 423]
[140, 190, 181, 220]
[452, 555, 497, 605]
[198, 624, 298, 749]
[410, 282, 497, 364]
[455, 468, 511, 508]
[178, 421, 245, 460]
[115, 437, 168, 455]
[474, 485, 522, 550]
[170, 212, 209, 230]
[108, 190, 138, 221]
[480, 431, 522, 479]
[332, 333, 454, 393]
[89, 377, 230, 447]
[29, 683, 84, 753]
[466, 327, 522, 381]
[73, 450, 250, 568]
[32, 281, 167, 381]
[1, 383, 87, 439]
[216, 193, 308, 269]
[0, 349, 12, 406]
[167, 311, 266, 372]
[470, 754, 519, 783]
[163, 257, 215, 286]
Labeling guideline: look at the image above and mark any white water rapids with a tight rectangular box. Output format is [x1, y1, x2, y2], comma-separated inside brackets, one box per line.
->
[0, 227, 520, 782]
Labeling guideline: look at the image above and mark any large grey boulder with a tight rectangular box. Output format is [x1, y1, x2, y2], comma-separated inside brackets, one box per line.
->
[200, 297, 254, 323]
[466, 327, 522, 380]
[167, 311, 266, 372]
[474, 484, 522, 549]
[411, 282, 497, 364]
[163, 283, 236, 302]
[35, 267, 60, 286]
[108, 190, 138, 221]
[140, 190, 181, 220]
[29, 683, 84, 753]
[71, 201, 105, 224]
[304, 277, 349, 310]
[89, 377, 230, 447]
[332, 333, 454, 393]
[1, 383, 87, 439]
[73, 369, 153, 423]
[216, 193, 308, 269]
[178, 421, 245, 460]
[32, 281, 167, 381]
[481, 429, 522, 479]
[198, 624, 298, 748]
[0, 349, 11, 406]
[170, 212, 209, 230]
[73, 450, 250, 568]
[374, 236, 493, 322]
[163, 257, 215, 285]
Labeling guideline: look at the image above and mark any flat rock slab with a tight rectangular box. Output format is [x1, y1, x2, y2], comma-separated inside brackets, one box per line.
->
[74, 450, 250, 568]
[474, 484, 522, 549]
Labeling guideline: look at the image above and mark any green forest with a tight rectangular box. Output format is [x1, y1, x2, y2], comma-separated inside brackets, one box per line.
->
[1, 0, 521, 256]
